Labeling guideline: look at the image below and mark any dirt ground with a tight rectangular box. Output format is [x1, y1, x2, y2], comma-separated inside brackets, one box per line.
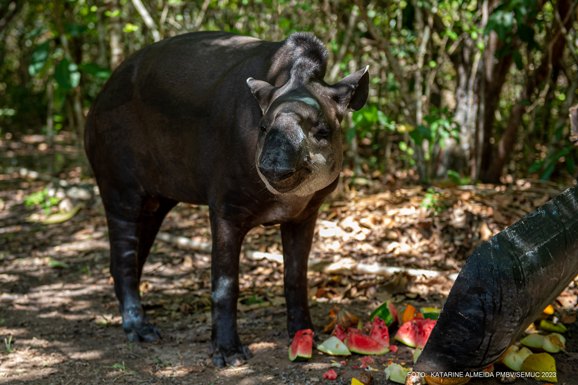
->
[1, 134, 577, 384]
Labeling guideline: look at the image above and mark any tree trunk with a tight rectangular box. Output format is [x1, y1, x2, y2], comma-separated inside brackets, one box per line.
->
[444, 33, 482, 179]
[482, 0, 572, 182]
[107, 0, 124, 69]
[478, 30, 514, 182]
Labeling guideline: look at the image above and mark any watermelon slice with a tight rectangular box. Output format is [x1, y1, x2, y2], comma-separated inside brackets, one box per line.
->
[395, 318, 437, 348]
[288, 329, 314, 361]
[345, 329, 389, 355]
[317, 336, 351, 356]
[370, 301, 398, 326]
[369, 316, 390, 346]
[332, 324, 348, 342]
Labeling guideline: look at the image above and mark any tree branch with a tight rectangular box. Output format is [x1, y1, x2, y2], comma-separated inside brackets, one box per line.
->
[355, 0, 415, 122]
[131, 0, 161, 42]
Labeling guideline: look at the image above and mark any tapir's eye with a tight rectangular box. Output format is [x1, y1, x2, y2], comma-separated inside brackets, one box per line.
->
[259, 122, 267, 134]
[314, 123, 331, 141]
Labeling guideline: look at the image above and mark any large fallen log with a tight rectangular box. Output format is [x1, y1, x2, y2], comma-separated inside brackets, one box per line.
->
[414, 185, 578, 374]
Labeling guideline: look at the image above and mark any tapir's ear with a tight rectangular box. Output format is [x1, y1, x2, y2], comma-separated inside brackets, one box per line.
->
[246, 77, 275, 114]
[331, 66, 369, 113]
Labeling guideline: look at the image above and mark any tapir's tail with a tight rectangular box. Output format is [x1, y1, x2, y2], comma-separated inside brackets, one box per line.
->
[414, 185, 578, 373]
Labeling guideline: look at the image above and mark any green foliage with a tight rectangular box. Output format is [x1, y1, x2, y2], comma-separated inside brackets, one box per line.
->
[411, 108, 459, 153]
[24, 188, 61, 213]
[447, 170, 471, 186]
[408, 108, 459, 182]
[420, 188, 445, 213]
[47, 258, 71, 269]
[240, 294, 266, 306]
[0, 0, 576, 183]
[4, 335, 14, 354]
[112, 361, 127, 371]
[351, 104, 395, 143]
[529, 146, 577, 181]
[351, 104, 397, 170]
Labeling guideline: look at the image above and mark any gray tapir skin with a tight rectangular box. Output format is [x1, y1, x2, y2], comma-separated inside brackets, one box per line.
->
[85, 31, 368, 367]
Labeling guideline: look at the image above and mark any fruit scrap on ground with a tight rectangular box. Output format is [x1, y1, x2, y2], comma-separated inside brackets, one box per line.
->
[323, 368, 338, 380]
[501, 345, 533, 371]
[394, 318, 436, 348]
[324, 307, 360, 333]
[384, 362, 410, 384]
[345, 328, 389, 355]
[368, 316, 389, 346]
[358, 355, 375, 369]
[521, 352, 557, 382]
[498, 305, 569, 380]
[539, 319, 567, 333]
[317, 336, 351, 356]
[520, 333, 566, 353]
[288, 328, 314, 362]
[543, 304, 555, 315]
[369, 301, 398, 327]
[420, 306, 441, 320]
[401, 304, 420, 323]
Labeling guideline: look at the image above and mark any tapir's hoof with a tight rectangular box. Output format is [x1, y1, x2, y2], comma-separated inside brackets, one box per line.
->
[122, 306, 161, 342]
[125, 322, 162, 343]
[211, 344, 252, 367]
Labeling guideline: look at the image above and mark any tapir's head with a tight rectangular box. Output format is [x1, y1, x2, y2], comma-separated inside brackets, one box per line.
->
[247, 64, 369, 197]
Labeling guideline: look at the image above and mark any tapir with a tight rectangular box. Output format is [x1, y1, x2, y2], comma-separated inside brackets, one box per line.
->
[84, 31, 368, 367]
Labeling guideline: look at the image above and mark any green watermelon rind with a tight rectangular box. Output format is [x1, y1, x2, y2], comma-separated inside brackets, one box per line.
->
[394, 319, 436, 349]
[289, 329, 314, 362]
[370, 301, 398, 327]
[317, 336, 352, 356]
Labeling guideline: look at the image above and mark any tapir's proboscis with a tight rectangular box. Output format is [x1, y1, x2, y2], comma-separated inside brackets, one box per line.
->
[85, 31, 368, 367]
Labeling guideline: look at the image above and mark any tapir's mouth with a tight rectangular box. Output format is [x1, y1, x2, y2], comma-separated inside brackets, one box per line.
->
[262, 166, 312, 194]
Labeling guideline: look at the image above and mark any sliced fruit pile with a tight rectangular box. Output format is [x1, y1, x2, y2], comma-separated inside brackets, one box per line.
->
[289, 302, 440, 384]
[289, 302, 572, 384]
[498, 305, 571, 383]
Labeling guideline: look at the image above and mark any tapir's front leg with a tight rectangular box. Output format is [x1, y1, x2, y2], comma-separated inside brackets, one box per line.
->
[209, 209, 251, 367]
[281, 212, 318, 337]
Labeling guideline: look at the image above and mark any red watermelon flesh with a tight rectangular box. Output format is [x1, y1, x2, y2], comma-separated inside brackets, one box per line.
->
[417, 319, 436, 347]
[289, 329, 314, 361]
[395, 319, 437, 348]
[345, 329, 389, 355]
[369, 316, 390, 346]
[332, 324, 348, 342]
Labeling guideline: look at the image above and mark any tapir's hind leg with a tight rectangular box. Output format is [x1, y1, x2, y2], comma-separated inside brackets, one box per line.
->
[105, 196, 176, 342]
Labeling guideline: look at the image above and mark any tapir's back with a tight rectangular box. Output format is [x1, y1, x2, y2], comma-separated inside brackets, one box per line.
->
[85, 32, 281, 206]
[127, 32, 277, 116]
[86, 31, 278, 137]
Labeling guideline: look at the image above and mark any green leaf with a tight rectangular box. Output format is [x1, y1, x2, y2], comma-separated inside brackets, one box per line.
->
[486, 10, 514, 40]
[55, 59, 80, 90]
[48, 258, 70, 269]
[29, 42, 51, 76]
[79, 62, 111, 80]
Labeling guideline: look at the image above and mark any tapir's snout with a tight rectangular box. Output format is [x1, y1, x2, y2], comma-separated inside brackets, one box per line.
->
[257, 124, 310, 192]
